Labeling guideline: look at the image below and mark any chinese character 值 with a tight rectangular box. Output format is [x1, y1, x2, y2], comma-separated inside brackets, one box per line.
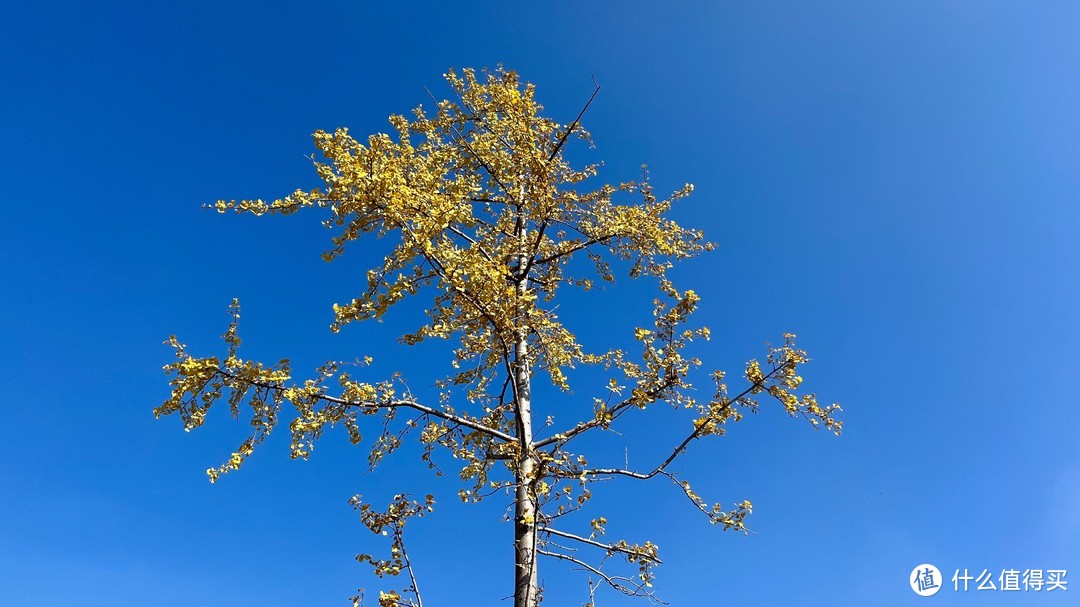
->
[1000, 569, 1021, 591]
[914, 567, 939, 593]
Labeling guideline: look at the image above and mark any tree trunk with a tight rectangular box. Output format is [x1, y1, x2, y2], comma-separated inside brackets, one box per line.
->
[513, 206, 539, 607]
[513, 332, 538, 607]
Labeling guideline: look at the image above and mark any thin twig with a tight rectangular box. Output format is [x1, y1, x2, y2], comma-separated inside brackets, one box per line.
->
[547, 81, 601, 163]
[540, 527, 662, 564]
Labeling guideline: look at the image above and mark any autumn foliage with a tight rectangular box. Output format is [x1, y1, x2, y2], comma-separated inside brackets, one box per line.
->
[157, 68, 841, 607]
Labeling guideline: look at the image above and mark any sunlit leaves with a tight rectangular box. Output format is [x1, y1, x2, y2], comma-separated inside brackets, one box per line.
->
[159, 67, 842, 607]
[212, 67, 709, 398]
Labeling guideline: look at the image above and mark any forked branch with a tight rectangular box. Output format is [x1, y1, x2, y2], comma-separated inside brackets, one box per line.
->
[537, 549, 664, 604]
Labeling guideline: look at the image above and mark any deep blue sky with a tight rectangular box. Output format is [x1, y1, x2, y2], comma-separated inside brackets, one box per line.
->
[2, 1, 1078, 606]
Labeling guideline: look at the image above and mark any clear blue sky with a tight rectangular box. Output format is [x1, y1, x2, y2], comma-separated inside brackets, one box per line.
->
[2, 1, 1078, 606]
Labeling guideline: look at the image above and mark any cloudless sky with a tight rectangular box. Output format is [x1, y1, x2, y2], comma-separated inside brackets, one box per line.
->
[2, 1, 1078, 606]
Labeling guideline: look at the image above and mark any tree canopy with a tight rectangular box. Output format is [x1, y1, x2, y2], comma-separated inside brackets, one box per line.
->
[157, 67, 842, 607]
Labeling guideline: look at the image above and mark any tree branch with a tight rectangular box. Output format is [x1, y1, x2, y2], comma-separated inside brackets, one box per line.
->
[220, 369, 517, 444]
[536, 549, 662, 603]
[540, 527, 662, 564]
[424, 86, 511, 195]
[546, 80, 600, 163]
[539, 358, 794, 454]
[399, 530, 424, 607]
[533, 375, 680, 449]
[530, 234, 616, 267]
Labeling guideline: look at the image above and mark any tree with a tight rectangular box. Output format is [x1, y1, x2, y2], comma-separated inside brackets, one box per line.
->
[157, 67, 842, 607]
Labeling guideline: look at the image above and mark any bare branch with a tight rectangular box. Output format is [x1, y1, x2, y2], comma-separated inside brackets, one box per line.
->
[530, 234, 616, 267]
[540, 527, 662, 564]
[533, 375, 680, 449]
[537, 549, 663, 603]
[400, 532, 424, 607]
[547, 81, 601, 163]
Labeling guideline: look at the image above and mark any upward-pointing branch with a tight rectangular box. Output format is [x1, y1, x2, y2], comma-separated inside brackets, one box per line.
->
[536, 361, 791, 451]
[547, 81, 600, 163]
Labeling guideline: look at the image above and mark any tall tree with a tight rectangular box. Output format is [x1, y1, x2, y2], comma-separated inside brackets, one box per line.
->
[157, 68, 842, 607]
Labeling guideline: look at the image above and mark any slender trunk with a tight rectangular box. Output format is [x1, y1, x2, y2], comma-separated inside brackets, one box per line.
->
[513, 198, 539, 607]
[513, 334, 537, 607]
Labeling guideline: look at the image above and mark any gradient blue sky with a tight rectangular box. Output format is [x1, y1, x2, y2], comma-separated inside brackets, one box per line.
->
[2, 2, 1078, 606]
